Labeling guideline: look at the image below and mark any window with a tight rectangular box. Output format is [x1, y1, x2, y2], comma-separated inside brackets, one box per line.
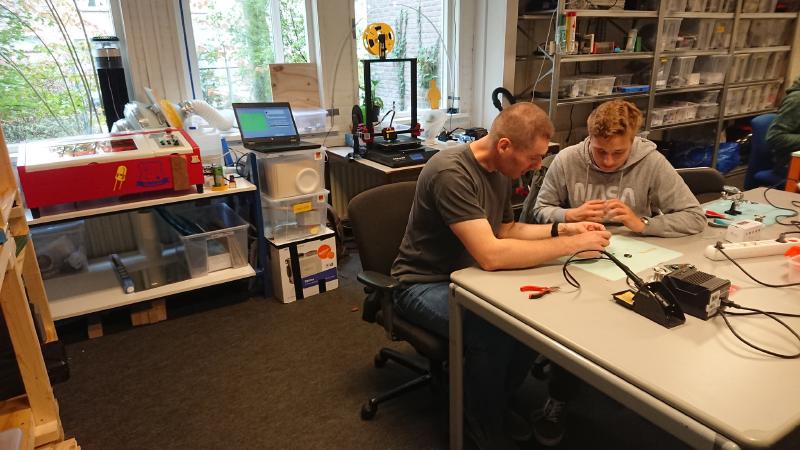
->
[183, 0, 311, 109]
[353, 0, 454, 116]
[0, 0, 118, 145]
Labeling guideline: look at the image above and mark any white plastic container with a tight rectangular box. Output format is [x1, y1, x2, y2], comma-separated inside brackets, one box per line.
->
[30, 220, 88, 279]
[668, 56, 697, 87]
[256, 149, 325, 199]
[186, 126, 222, 163]
[292, 108, 327, 134]
[262, 190, 329, 242]
[788, 255, 800, 283]
[558, 77, 589, 98]
[171, 203, 250, 278]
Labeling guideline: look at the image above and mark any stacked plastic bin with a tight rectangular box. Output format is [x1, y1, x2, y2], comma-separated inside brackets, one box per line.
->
[258, 149, 328, 242]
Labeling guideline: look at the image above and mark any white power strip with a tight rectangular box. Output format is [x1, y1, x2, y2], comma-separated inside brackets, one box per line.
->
[704, 237, 800, 261]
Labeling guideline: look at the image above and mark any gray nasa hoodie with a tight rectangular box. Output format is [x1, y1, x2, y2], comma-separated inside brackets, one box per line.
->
[533, 136, 706, 237]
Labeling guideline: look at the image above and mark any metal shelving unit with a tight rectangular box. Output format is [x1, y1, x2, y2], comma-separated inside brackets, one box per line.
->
[512, 0, 799, 167]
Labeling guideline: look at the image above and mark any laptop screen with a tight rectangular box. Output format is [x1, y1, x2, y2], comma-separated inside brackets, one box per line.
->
[233, 103, 299, 141]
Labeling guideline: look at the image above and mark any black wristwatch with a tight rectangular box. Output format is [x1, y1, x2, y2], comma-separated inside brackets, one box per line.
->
[551, 222, 560, 237]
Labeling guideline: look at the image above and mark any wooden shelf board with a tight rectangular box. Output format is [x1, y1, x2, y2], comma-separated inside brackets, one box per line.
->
[27, 178, 257, 226]
[46, 264, 256, 320]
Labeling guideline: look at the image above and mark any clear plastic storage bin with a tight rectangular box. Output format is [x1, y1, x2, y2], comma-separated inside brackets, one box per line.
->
[749, 19, 789, 47]
[695, 54, 730, 84]
[758, 0, 777, 12]
[695, 20, 716, 50]
[650, 108, 666, 127]
[171, 203, 250, 278]
[709, 20, 732, 49]
[744, 53, 769, 81]
[666, 0, 689, 11]
[694, 90, 720, 103]
[292, 108, 327, 133]
[697, 102, 719, 119]
[765, 53, 787, 79]
[687, 0, 708, 10]
[30, 220, 88, 279]
[614, 73, 634, 86]
[725, 87, 745, 115]
[742, 0, 760, 12]
[656, 57, 674, 89]
[558, 77, 588, 98]
[262, 190, 329, 242]
[585, 76, 616, 96]
[735, 19, 750, 49]
[730, 54, 750, 82]
[762, 83, 782, 109]
[661, 19, 683, 51]
[668, 56, 697, 87]
[256, 148, 325, 199]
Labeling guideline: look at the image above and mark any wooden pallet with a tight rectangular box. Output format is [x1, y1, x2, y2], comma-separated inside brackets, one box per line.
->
[1, 126, 75, 449]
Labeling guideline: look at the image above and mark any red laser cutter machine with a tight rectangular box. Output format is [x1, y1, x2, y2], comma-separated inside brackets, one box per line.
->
[17, 128, 204, 217]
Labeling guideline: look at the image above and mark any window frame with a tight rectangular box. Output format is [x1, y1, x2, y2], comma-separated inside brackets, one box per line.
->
[352, 0, 463, 122]
[178, 0, 318, 102]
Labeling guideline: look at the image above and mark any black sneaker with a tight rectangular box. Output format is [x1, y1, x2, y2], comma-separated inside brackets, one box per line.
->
[532, 397, 567, 447]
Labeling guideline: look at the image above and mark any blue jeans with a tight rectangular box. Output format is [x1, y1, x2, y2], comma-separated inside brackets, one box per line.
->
[394, 282, 535, 438]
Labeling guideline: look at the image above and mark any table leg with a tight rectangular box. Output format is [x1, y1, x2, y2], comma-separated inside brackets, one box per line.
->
[449, 283, 464, 450]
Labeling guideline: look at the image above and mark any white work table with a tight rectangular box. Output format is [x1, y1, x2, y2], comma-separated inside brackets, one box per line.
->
[449, 188, 800, 450]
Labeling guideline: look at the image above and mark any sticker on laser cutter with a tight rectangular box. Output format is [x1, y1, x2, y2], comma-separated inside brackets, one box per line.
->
[135, 161, 169, 187]
[113, 165, 127, 191]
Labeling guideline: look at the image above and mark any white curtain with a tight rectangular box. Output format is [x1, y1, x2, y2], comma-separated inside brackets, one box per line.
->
[119, 0, 191, 103]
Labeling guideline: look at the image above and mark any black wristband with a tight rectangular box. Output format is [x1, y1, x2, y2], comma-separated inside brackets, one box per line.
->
[551, 222, 559, 237]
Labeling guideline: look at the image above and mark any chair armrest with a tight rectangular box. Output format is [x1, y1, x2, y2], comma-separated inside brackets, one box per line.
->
[357, 271, 400, 337]
[357, 271, 400, 291]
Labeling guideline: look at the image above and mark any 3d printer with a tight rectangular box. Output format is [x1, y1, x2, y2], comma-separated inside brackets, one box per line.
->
[355, 23, 438, 168]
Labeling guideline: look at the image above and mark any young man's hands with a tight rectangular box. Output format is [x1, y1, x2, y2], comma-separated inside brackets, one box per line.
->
[605, 199, 645, 233]
[558, 221, 606, 236]
[565, 199, 605, 222]
[566, 199, 646, 233]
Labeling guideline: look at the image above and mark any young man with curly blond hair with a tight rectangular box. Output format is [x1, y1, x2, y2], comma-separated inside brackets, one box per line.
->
[534, 99, 705, 237]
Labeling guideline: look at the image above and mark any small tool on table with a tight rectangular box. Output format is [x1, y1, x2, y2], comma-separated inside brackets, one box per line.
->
[520, 285, 560, 299]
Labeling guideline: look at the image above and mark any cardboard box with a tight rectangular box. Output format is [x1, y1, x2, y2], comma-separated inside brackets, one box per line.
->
[269, 230, 338, 303]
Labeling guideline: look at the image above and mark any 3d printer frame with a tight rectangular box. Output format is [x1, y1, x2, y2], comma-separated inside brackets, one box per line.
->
[362, 58, 420, 144]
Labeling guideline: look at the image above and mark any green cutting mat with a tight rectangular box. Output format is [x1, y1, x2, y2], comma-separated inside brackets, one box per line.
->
[569, 235, 682, 282]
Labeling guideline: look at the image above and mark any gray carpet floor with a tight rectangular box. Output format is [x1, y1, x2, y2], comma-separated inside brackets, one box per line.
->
[52, 253, 691, 450]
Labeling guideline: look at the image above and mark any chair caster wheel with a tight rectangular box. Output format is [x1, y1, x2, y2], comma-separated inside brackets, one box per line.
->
[361, 402, 377, 420]
[374, 353, 388, 368]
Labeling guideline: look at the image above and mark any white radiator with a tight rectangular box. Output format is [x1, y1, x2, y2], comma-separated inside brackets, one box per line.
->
[328, 158, 386, 220]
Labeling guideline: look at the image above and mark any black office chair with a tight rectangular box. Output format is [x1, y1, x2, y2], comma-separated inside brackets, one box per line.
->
[348, 181, 448, 420]
[676, 167, 726, 203]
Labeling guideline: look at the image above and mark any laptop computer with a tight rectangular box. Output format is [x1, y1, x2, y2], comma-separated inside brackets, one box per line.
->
[232, 102, 321, 152]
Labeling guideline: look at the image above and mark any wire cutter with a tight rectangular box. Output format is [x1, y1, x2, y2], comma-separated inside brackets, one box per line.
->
[520, 285, 560, 299]
[705, 210, 728, 219]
